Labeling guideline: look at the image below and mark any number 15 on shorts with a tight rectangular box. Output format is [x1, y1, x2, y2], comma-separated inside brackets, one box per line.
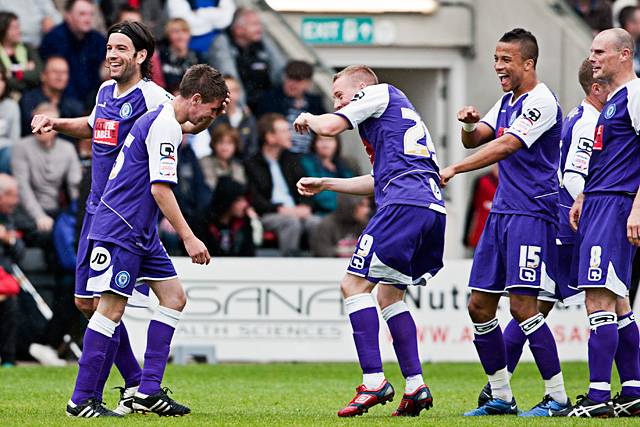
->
[519, 245, 541, 282]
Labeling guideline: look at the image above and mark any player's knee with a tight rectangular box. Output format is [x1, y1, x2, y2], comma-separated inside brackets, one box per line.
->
[509, 300, 538, 323]
[75, 297, 95, 318]
[339, 274, 372, 298]
[615, 296, 632, 316]
[376, 286, 404, 310]
[160, 289, 187, 312]
[467, 298, 491, 322]
[584, 288, 616, 314]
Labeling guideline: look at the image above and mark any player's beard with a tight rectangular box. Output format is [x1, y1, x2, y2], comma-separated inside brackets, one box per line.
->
[112, 60, 139, 85]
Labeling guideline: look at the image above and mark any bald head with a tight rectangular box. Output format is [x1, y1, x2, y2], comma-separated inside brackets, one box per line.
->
[0, 174, 18, 214]
[590, 28, 636, 83]
[600, 28, 635, 53]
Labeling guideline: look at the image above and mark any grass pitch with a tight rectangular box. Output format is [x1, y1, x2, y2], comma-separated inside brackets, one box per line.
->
[0, 361, 636, 426]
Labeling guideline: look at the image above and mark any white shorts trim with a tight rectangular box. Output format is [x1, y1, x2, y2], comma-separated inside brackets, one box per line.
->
[136, 275, 179, 282]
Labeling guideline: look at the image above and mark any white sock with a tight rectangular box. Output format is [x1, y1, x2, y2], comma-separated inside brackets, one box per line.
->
[544, 372, 568, 404]
[488, 367, 513, 402]
[363, 372, 385, 390]
[344, 293, 376, 315]
[405, 374, 424, 394]
[87, 311, 117, 337]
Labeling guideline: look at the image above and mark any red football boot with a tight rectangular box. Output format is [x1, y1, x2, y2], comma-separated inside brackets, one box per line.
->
[337, 380, 395, 417]
[392, 384, 433, 417]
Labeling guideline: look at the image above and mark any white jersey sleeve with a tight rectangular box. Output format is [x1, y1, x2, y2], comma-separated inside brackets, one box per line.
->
[146, 109, 182, 185]
[334, 83, 390, 129]
[506, 84, 559, 148]
[626, 79, 640, 133]
[88, 80, 116, 128]
[479, 98, 502, 131]
[140, 80, 174, 111]
[564, 112, 596, 177]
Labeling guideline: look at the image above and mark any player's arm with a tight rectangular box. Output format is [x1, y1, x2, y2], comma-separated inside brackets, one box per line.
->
[458, 106, 495, 148]
[569, 192, 585, 232]
[440, 134, 522, 186]
[293, 112, 350, 137]
[31, 115, 92, 139]
[297, 174, 374, 197]
[151, 183, 210, 264]
[627, 189, 640, 246]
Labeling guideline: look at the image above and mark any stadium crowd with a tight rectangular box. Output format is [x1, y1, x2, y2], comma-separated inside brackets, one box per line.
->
[0, 0, 637, 367]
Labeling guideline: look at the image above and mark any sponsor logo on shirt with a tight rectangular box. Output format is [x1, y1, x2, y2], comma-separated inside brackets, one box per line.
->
[604, 103, 616, 119]
[351, 90, 365, 102]
[594, 125, 604, 151]
[93, 118, 119, 146]
[119, 102, 133, 119]
[159, 142, 177, 177]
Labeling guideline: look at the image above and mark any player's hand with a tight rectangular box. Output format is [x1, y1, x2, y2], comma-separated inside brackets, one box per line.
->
[184, 235, 211, 265]
[31, 114, 55, 134]
[439, 166, 456, 187]
[457, 106, 481, 123]
[627, 206, 640, 246]
[569, 193, 584, 232]
[293, 113, 311, 134]
[36, 216, 54, 232]
[297, 177, 325, 196]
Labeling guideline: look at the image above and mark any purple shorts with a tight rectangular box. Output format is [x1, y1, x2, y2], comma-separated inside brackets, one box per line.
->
[539, 243, 583, 305]
[468, 213, 557, 295]
[86, 239, 177, 299]
[577, 194, 637, 297]
[346, 204, 445, 286]
[74, 212, 95, 299]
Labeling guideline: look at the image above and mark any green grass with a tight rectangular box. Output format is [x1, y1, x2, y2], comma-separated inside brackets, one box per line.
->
[0, 362, 636, 425]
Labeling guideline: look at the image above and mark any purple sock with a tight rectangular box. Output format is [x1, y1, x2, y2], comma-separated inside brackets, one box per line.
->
[615, 312, 640, 398]
[472, 318, 507, 375]
[587, 311, 618, 403]
[382, 302, 421, 378]
[114, 321, 142, 388]
[520, 314, 561, 380]
[344, 294, 382, 374]
[138, 307, 181, 396]
[94, 324, 121, 401]
[503, 319, 526, 375]
[71, 313, 116, 405]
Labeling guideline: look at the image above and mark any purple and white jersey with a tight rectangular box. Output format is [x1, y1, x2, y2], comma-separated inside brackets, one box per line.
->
[86, 79, 173, 215]
[480, 82, 562, 223]
[89, 104, 181, 254]
[334, 83, 445, 213]
[557, 101, 598, 244]
[585, 79, 640, 195]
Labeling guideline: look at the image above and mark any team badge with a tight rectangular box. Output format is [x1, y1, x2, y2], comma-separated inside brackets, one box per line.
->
[119, 102, 133, 119]
[604, 104, 616, 119]
[115, 271, 131, 289]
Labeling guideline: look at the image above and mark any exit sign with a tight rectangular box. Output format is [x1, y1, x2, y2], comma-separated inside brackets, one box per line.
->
[301, 17, 374, 45]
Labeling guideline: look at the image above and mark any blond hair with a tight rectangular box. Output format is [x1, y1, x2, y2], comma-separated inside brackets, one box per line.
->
[333, 65, 378, 85]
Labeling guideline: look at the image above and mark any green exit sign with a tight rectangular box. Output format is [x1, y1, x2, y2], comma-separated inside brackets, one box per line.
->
[301, 17, 374, 45]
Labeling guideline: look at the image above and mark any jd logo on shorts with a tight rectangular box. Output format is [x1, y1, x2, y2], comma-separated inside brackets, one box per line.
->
[90, 247, 111, 272]
[115, 271, 131, 289]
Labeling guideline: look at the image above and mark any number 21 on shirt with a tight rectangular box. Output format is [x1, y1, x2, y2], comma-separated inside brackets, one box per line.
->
[402, 108, 438, 165]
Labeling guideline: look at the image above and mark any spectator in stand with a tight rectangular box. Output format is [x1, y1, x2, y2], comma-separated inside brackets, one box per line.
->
[113, 5, 167, 90]
[203, 177, 261, 256]
[618, 5, 640, 76]
[0, 12, 42, 96]
[246, 113, 320, 256]
[159, 18, 199, 93]
[311, 194, 370, 258]
[200, 124, 246, 192]
[301, 134, 354, 215]
[39, 0, 107, 110]
[210, 74, 258, 159]
[0, 0, 62, 47]
[167, 0, 235, 59]
[256, 60, 326, 154]
[12, 102, 81, 366]
[0, 71, 20, 155]
[100, 0, 167, 40]
[11, 103, 81, 235]
[19, 56, 83, 137]
[463, 164, 498, 250]
[567, 0, 613, 34]
[209, 7, 287, 111]
[0, 174, 24, 367]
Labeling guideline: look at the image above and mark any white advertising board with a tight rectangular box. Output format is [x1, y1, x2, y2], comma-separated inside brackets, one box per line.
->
[122, 258, 594, 363]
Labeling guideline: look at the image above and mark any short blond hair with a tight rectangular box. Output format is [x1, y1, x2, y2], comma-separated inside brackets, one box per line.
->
[333, 65, 378, 85]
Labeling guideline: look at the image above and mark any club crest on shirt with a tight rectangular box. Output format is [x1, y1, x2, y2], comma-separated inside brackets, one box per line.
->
[604, 103, 616, 119]
[119, 102, 133, 119]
